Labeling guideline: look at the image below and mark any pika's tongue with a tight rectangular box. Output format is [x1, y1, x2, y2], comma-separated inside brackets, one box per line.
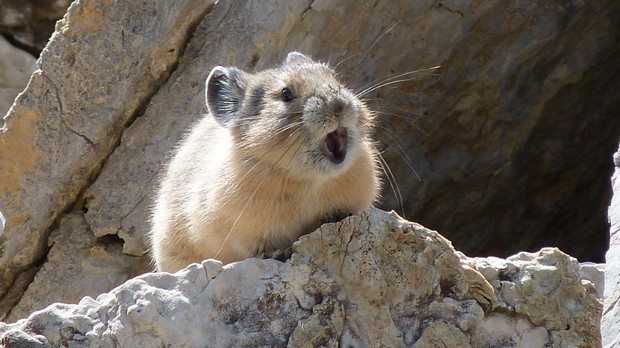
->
[321, 127, 348, 164]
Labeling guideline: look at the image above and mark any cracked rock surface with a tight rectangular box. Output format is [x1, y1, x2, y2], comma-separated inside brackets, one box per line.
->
[0, 0, 214, 319]
[0, 209, 602, 347]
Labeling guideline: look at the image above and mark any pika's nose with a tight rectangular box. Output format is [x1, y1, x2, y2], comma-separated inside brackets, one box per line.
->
[329, 99, 345, 117]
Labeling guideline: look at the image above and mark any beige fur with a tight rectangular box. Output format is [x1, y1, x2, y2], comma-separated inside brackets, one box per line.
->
[149, 53, 380, 272]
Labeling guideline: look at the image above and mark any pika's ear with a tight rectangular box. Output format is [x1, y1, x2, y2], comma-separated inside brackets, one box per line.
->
[205, 66, 247, 126]
[285, 52, 313, 65]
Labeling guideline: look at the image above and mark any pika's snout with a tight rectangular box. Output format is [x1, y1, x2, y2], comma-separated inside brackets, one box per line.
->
[329, 98, 345, 117]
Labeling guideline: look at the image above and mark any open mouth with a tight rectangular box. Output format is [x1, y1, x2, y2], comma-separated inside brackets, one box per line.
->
[320, 127, 348, 164]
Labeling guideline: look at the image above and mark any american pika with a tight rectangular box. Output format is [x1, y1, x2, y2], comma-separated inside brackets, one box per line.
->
[149, 52, 380, 272]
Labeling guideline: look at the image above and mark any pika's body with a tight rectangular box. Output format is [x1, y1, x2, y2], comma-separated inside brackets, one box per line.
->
[149, 53, 380, 272]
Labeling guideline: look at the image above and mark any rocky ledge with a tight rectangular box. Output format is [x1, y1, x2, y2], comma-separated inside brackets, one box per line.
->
[0, 209, 602, 347]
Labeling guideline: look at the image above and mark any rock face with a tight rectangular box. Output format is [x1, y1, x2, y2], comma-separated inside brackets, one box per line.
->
[0, 209, 603, 347]
[0, 0, 617, 336]
[4, 213, 149, 322]
[602, 145, 620, 348]
[0, 0, 214, 319]
[0, 35, 36, 126]
[0, 0, 72, 54]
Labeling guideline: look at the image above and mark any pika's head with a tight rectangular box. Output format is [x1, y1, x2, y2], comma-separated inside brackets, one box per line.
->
[205, 52, 374, 179]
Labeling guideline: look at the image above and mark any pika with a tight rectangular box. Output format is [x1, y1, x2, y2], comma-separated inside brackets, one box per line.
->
[149, 52, 380, 272]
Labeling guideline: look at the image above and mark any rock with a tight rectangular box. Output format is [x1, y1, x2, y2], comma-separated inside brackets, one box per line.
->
[579, 262, 605, 299]
[0, 0, 72, 53]
[602, 145, 620, 348]
[465, 249, 602, 346]
[0, 209, 602, 347]
[390, 1, 620, 262]
[0, 35, 36, 126]
[0, 210, 4, 234]
[5, 213, 150, 323]
[0, 0, 215, 312]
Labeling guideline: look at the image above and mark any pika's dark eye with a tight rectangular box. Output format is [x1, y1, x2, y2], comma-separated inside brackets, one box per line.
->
[281, 87, 294, 102]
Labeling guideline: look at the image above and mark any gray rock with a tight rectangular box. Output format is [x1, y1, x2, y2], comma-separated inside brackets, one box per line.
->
[5, 213, 150, 323]
[467, 249, 602, 346]
[0, 210, 4, 234]
[0, 0, 72, 52]
[0, 209, 601, 347]
[580, 262, 605, 299]
[602, 146, 620, 348]
[0, 35, 36, 126]
[0, 0, 214, 312]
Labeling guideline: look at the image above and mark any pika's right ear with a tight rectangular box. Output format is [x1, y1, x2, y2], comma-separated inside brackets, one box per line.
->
[205, 66, 247, 126]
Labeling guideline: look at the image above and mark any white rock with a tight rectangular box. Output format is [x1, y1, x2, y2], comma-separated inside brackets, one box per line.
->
[602, 144, 620, 348]
[0, 210, 5, 234]
[0, 209, 602, 347]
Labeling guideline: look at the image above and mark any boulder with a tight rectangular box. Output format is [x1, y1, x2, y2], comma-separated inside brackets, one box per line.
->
[602, 145, 620, 348]
[0, 0, 214, 319]
[0, 209, 603, 347]
[4, 213, 149, 323]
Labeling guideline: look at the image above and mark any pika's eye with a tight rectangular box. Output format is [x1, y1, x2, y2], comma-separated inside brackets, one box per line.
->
[281, 87, 294, 102]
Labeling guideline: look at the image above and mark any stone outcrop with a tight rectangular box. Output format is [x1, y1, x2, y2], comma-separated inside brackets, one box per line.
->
[4, 213, 149, 322]
[0, 35, 36, 127]
[0, 209, 603, 347]
[0, 0, 214, 320]
[602, 145, 620, 348]
[0, 0, 72, 54]
[0, 0, 617, 341]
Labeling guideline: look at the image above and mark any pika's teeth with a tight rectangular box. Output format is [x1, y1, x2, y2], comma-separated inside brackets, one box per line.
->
[321, 127, 348, 164]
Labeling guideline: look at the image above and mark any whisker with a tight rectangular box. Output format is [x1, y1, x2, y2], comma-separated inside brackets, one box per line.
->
[353, 21, 399, 73]
[213, 173, 264, 260]
[356, 66, 441, 98]
[357, 73, 440, 99]
[274, 121, 303, 136]
[377, 125, 422, 181]
[373, 112, 431, 138]
[334, 54, 356, 71]
[373, 108, 434, 126]
[259, 129, 306, 252]
[214, 125, 305, 259]
[374, 147, 404, 217]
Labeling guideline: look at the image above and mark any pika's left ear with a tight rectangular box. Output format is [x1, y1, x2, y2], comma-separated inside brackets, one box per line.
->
[285, 52, 313, 65]
[205, 66, 248, 127]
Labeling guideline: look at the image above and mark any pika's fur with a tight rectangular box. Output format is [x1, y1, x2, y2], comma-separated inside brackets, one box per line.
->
[149, 52, 380, 272]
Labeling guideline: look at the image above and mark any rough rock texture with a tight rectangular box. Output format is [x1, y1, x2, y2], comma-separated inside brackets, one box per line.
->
[0, 209, 602, 347]
[602, 145, 620, 348]
[0, 0, 214, 319]
[0, 35, 36, 126]
[0, 0, 618, 333]
[5, 213, 149, 323]
[0, 0, 72, 54]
